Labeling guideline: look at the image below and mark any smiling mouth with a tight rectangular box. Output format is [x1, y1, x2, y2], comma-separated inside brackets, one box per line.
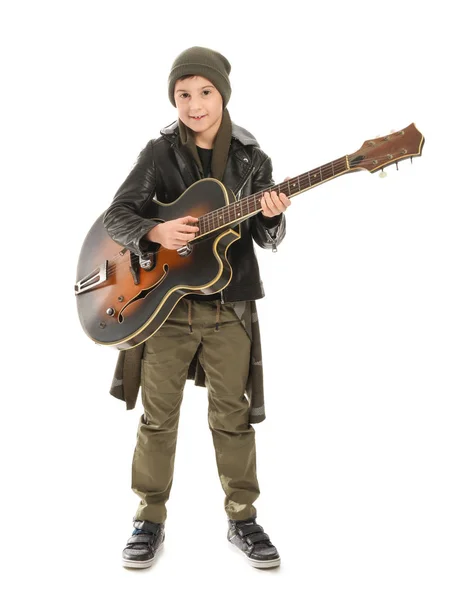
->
[190, 115, 206, 120]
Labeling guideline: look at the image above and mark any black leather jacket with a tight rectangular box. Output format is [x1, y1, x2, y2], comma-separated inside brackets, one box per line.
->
[103, 120, 286, 302]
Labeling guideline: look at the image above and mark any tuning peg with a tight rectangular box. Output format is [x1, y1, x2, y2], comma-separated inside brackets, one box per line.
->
[396, 162, 399, 171]
[379, 168, 387, 178]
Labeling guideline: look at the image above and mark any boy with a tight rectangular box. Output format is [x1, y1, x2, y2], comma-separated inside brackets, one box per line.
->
[103, 46, 291, 570]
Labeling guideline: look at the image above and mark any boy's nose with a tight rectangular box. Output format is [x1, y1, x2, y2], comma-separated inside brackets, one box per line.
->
[189, 99, 202, 111]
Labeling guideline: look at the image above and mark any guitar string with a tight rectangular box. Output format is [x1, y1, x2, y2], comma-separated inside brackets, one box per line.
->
[102, 163, 380, 278]
[197, 161, 346, 229]
[83, 153, 401, 282]
[197, 154, 397, 234]
[197, 154, 385, 225]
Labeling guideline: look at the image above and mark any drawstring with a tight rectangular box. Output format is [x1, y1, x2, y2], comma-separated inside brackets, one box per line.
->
[187, 299, 193, 333]
[215, 300, 221, 332]
[186, 298, 220, 332]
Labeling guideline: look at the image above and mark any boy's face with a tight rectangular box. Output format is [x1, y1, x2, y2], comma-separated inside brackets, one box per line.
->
[174, 75, 223, 136]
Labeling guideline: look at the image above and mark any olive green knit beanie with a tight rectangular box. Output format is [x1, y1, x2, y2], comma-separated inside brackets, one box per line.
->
[168, 46, 232, 108]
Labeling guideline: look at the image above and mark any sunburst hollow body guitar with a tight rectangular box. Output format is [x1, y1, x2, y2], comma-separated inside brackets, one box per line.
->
[75, 123, 424, 350]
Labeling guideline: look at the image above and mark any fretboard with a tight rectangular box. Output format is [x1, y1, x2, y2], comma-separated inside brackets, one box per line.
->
[197, 156, 348, 236]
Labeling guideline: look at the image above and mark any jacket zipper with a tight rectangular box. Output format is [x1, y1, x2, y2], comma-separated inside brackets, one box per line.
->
[235, 165, 254, 198]
[265, 228, 278, 252]
[222, 164, 255, 304]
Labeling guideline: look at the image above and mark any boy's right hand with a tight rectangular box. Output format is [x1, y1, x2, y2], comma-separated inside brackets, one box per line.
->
[146, 216, 199, 250]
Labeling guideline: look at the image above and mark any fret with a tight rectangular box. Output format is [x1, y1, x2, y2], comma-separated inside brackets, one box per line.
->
[198, 155, 350, 234]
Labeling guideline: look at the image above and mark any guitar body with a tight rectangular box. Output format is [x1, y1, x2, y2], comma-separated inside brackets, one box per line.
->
[76, 178, 239, 350]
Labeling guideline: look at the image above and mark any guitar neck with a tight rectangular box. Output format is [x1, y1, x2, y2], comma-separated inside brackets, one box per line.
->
[197, 156, 349, 236]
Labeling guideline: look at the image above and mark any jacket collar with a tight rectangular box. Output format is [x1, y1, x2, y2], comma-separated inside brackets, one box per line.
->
[160, 119, 259, 147]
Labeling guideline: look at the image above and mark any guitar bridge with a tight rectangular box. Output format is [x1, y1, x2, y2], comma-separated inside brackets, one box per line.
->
[74, 261, 108, 295]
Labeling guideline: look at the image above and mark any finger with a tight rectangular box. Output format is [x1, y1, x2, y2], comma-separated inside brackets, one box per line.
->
[274, 191, 290, 210]
[260, 196, 272, 217]
[176, 233, 196, 242]
[266, 192, 281, 215]
[178, 215, 199, 224]
[268, 192, 280, 217]
[262, 194, 275, 216]
[178, 224, 200, 232]
[279, 192, 292, 207]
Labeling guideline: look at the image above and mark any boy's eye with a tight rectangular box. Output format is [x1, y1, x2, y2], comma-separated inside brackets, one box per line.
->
[180, 90, 211, 99]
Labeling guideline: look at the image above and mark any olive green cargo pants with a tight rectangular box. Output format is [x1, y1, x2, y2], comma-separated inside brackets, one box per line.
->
[132, 298, 260, 524]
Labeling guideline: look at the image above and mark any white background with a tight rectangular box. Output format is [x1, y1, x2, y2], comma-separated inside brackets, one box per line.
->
[1, 0, 456, 598]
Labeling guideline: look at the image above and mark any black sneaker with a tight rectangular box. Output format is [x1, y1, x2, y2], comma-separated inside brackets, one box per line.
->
[122, 519, 165, 569]
[227, 517, 281, 569]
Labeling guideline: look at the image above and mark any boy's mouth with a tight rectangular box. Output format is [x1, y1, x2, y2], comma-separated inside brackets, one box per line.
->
[190, 115, 206, 121]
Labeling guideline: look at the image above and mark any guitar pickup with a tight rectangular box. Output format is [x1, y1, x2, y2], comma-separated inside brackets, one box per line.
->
[74, 261, 108, 295]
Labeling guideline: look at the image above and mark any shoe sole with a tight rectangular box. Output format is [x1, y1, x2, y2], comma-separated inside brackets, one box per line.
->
[122, 542, 164, 569]
[228, 539, 281, 569]
[247, 555, 281, 569]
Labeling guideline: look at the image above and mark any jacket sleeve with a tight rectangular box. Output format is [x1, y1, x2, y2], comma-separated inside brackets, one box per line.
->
[249, 150, 286, 251]
[103, 140, 161, 256]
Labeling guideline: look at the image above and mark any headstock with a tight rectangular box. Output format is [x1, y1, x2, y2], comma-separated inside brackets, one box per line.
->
[348, 123, 424, 174]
